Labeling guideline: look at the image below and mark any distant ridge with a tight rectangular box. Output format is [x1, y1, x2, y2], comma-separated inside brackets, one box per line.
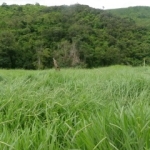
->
[107, 6, 150, 27]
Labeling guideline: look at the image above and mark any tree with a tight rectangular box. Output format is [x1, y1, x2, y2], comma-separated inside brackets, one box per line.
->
[0, 31, 17, 68]
[2, 2, 7, 6]
[33, 40, 50, 69]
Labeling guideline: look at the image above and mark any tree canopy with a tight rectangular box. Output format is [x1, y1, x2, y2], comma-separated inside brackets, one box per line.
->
[0, 4, 150, 69]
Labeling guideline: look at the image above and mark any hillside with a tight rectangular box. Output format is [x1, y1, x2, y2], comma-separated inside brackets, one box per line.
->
[107, 6, 150, 27]
[0, 4, 150, 69]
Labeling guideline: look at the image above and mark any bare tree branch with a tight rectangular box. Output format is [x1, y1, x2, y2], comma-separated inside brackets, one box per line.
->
[53, 58, 60, 71]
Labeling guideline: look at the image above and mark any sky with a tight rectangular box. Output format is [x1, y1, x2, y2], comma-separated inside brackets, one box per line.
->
[1, 0, 150, 9]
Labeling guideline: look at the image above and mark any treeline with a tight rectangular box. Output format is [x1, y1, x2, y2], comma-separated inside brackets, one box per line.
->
[0, 3, 150, 69]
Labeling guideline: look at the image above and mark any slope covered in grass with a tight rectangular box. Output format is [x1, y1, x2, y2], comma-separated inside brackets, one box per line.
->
[1, 66, 150, 149]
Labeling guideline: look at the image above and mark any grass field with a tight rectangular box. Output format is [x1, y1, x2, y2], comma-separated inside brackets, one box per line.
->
[1, 65, 150, 150]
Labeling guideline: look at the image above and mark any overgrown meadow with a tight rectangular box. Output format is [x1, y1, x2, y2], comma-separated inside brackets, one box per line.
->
[1, 66, 150, 150]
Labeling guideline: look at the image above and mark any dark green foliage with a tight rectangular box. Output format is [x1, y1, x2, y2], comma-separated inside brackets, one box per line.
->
[0, 4, 150, 69]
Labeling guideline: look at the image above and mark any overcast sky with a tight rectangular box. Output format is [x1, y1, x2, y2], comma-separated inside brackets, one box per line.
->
[1, 0, 150, 9]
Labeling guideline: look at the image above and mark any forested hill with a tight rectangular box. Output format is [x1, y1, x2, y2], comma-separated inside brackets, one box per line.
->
[0, 4, 150, 69]
[107, 6, 150, 28]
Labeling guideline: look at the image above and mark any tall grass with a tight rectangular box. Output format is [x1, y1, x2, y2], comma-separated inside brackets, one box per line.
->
[1, 66, 150, 150]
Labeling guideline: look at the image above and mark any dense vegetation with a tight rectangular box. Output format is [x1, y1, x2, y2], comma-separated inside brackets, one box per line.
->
[0, 4, 150, 69]
[1, 66, 150, 149]
[107, 6, 150, 27]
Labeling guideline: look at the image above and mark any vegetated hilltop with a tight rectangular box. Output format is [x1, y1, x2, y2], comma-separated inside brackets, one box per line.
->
[107, 6, 150, 27]
[0, 4, 150, 69]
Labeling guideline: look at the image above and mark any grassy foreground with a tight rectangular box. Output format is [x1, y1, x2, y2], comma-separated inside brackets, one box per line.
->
[1, 66, 150, 150]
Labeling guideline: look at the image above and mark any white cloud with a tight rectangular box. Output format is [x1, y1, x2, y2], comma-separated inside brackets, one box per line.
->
[1, 0, 150, 9]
